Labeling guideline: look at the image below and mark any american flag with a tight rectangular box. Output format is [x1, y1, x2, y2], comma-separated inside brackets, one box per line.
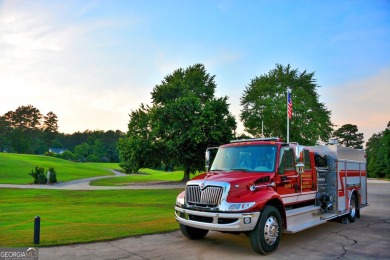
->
[288, 90, 292, 119]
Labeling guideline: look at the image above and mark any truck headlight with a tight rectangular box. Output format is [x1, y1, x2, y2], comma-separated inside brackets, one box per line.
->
[226, 202, 255, 211]
[176, 191, 185, 206]
[176, 196, 185, 206]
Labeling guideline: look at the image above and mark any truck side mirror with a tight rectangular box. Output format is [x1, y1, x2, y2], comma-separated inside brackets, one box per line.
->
[205, 147, 219, 172]
[205, 150, 211, 172]
[296, 163, 305, 174]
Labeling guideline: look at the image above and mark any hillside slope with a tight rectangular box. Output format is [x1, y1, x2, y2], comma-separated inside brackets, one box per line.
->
[0, 153, 113, 184]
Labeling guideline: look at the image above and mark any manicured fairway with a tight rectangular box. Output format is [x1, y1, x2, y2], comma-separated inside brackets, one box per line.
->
[0, 153, 113, 184]
[0, 188, 181, 247]
[85, 162, 122, 171]
[90, 168, 201, 186]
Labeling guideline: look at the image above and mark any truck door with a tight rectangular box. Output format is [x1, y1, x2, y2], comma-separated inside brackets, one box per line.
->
[277, 146, 317, 205]
[277, 146, 300, 204]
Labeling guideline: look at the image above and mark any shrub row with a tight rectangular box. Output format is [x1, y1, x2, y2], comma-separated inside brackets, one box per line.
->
[29, 166, 57, 184]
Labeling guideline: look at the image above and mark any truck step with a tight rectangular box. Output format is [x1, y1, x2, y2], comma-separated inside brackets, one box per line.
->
[320, 213, 338, 220]
[286, 205, 321, 217]
[284, 219, 327, 233]
[284, 205, 323, 234]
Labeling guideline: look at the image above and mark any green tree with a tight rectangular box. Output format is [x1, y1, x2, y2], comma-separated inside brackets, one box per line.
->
[103, 130, 123, 162]
[15, 105, 43, 153]
[333, 124, 364, 148]
[378, 126, 390, 178]
[1, 105, 44, 153]
[119, 64, 237, 180]
[118, 104, 158, 173]
[13, 105, 42, 130]
[74, 143, 90, 161]
[92, 139, 105, 160]
[151, 64, 236, 181]
[3, 110, 31, 153]
[43, 111, 59, 148]
[366, 121, 390, 178]
[240, 64, 333, 145]
[11, 128, 30, 154]
[0, 115, 12, 152]
[366, 132, 382, 177]
[59, 150, 75, 160]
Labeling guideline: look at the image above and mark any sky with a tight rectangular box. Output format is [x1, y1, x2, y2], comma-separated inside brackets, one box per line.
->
[0, 0, 389, 144]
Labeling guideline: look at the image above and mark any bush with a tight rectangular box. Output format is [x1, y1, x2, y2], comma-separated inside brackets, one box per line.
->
[29, 166, 57, 184]
[48, 167, 57, 184]
[60, 150, 75, 160]
[86, 154, 100, 162]
[29, 166, 47, 184]
[100, 156, 110, 162]
[119, 161, 135, 174]
[44, 151, 56, 157]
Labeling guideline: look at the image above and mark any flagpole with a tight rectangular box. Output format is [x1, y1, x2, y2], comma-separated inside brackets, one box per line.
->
[287, 88, 290, 143]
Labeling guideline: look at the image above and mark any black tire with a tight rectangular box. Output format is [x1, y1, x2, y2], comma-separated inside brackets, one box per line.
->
[179, 224, 209, 240]
[249, 206, 282, 255]
[347, 195, 357, 223]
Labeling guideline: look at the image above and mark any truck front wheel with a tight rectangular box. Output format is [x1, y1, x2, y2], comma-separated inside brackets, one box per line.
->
[249, 206, 282, 255]
[179, 224, 209, 240]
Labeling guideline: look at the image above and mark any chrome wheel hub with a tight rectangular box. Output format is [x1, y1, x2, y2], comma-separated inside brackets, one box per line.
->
[264, 216, 279, 245]
[350, 200, 356, 217]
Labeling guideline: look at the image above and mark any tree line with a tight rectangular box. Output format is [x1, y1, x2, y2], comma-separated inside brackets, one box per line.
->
[1, 64, 387, 179]
[56, 129, 124, 162]
[366, 122, 390, 179]
[0, 105, 124, 162]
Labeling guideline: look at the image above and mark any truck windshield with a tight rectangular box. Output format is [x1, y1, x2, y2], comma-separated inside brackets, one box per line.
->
[210, 144, 277, 172]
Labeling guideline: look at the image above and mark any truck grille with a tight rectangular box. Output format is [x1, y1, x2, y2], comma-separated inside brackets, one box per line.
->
[186, 185, 223, 206]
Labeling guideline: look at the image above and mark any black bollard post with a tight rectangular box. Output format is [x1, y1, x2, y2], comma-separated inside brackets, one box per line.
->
[34, 216, 40, 244]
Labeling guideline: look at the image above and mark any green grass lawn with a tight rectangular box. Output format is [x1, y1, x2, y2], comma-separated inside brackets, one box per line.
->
[0, 188, 181, 247]
[85, 162, 122, 171]
[90, 168, 201, 186]
[0, 153, 114, 184]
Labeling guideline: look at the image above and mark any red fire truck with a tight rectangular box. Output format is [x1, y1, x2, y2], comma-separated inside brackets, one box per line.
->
[175, 138, 368, 254]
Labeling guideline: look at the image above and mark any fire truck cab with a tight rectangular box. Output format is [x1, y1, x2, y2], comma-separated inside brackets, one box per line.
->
[175, 138, 368, 254]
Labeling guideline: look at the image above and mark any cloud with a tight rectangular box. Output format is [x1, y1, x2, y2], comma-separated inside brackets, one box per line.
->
[0, 1, 151, 133]
[323, 67, 390, 140]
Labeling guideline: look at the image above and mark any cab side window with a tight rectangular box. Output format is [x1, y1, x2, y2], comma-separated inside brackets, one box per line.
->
[279, 147, 295, 173]
[284, 148, 295, 170]
[303, 149, 311, 169]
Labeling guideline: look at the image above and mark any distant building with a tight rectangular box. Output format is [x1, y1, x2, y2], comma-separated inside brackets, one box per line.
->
[49, 148, 67, 154]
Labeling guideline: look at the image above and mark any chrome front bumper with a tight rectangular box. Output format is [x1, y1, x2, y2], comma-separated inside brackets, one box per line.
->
[175, 206, 260, 232]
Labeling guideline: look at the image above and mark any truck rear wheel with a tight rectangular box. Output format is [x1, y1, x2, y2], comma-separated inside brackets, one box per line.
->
[179, 224, 209, 240]
[249, 206, 282, 255]
[347, 195, 357, 223]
